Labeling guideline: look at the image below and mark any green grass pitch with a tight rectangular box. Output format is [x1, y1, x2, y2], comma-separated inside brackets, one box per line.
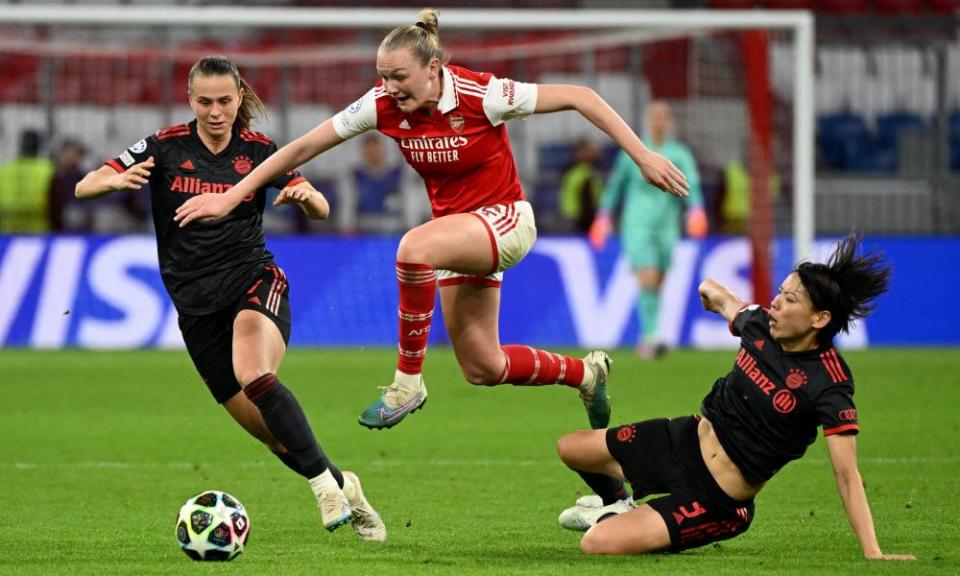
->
[1, 348, 957, 575]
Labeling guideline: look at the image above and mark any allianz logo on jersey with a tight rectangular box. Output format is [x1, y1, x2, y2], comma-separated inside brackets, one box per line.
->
[169, 176, 255, 202]
[399, 135, 468, 150]
[171, 175, 234, 195]
[735, 348, 777, 396]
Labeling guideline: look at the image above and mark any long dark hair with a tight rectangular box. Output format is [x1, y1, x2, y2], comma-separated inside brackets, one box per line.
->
[187, 56, 265, 130]
[795, 233, 891, 345]
[378, 8, 447, 66]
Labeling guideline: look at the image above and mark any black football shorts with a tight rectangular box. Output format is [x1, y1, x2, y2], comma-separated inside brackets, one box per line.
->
[178, 265, 291, 403]
[606, 415, 755, 552]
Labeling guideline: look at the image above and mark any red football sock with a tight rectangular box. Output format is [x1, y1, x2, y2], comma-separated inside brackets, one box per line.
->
[396, 261, 436, 375]
[497, 345, 585, 387]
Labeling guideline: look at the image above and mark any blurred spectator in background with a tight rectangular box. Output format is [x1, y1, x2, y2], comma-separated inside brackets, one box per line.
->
[589, 100, 707, 359]
[558, 136, 603, 233]
[718, 158, 780, 235]
[0, 129, 55, 233]
[338, 134, 403, 233]
[49, 138, 93, 232]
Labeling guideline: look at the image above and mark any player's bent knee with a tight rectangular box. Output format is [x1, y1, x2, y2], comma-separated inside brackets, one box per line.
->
[556, 434, 575, 463]
[461, 364, 499, 386]
[463, 369, 500, 386]
[396, 231, 433, 265]
[556, 432, 595, 466]
[580, 529, 612, 555]
[236, 368, 271, 389]
[581, 526, 651, 555]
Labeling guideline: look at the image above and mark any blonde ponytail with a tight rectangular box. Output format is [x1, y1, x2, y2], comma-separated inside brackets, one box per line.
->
[379, 8, 447, 66]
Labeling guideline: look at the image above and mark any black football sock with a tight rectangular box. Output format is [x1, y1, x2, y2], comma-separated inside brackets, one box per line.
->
[244, 373, 344, 488]
[576, 470, 629, 505]
[273, 450, 308, 478]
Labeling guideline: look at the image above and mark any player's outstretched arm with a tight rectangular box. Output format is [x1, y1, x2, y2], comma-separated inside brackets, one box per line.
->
[273, 180, 330, 221]
[698, 279, 745, 323]
[826, 434, 916, 561]
[534, 84, 688, 198]
[75, 157, 154, 200]
[175, 120, 344, 227]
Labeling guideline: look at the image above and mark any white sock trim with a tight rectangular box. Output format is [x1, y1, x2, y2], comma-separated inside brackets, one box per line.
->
[394, 370, 422, 388]
[308, 469, 339, 498]
[580, 363, 594, 387]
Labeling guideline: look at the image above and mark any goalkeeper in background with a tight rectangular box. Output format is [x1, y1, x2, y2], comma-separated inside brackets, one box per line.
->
[589, 101, 708, 359]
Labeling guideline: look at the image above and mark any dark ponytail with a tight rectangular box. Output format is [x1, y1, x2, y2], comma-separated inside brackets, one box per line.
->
[795, 233, 891, 345]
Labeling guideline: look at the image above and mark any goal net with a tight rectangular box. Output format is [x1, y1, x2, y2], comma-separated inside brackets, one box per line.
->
[0, 7, 814, 303]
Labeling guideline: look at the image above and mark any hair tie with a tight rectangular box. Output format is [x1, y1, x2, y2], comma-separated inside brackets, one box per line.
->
[415, 21, 429, 31]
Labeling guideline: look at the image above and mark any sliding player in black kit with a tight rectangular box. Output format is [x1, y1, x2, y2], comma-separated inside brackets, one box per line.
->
[553, 234, 913, 560]
[75, 56, 385, 542]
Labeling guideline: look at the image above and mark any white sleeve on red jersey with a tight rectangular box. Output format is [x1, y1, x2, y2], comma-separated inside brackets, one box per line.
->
[482, 76, 538, 127]
[332, 87, 379, 140]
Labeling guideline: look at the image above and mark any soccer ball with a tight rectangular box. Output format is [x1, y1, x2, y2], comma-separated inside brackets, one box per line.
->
[175, 490, 250, 561]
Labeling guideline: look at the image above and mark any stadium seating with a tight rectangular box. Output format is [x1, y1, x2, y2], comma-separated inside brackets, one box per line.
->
[929, 0, 960, 12]
[874, 0, 926, 12]
[818, 0, 872, 13]
[817, 110, 926, 173]
[844, 142, 898, 172]
[765, 0, 816, 9]
[531, 142, 573, 218]
[708, 0, 759, 8]
[949, 111, 960, 170]
[876, 111, 927, 151]
[818, 112, 871, 169]
[2, 4, 959, 179]
[816, 46, 867, 112]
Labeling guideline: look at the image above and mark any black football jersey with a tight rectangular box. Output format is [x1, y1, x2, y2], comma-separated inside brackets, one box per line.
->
[107, 120, 304, 315]
[700, 305, 860, 484]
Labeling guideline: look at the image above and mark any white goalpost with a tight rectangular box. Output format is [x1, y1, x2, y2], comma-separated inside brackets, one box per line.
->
[0, 6, 815, 286]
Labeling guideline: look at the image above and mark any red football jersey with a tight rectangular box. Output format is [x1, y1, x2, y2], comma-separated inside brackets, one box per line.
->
[332, 65, 538, 217]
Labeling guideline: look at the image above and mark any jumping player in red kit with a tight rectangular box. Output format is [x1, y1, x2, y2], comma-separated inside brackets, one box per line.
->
[76, 56, 385, 541]
[174, 10, 690, 432]
[554, 235, 915, 560]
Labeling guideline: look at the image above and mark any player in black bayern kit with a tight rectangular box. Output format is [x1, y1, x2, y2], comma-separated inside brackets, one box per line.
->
[554, 235, 914, 560]
[75, 56, 385, 541]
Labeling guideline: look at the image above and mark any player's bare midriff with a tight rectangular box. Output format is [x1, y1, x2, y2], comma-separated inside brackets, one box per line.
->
[698, 416, 764, 502]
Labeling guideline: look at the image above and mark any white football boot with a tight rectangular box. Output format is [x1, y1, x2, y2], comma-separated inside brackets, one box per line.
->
[309, 471, 352, 532]
[342, 471, 387, 542]
[558, 496, 634, 532]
